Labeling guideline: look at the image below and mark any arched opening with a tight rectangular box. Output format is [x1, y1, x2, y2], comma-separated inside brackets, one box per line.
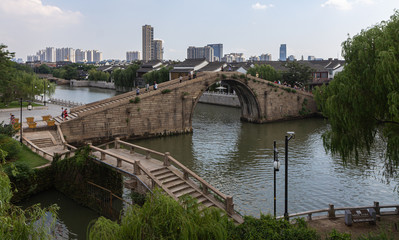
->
[190, 78, 261, 125]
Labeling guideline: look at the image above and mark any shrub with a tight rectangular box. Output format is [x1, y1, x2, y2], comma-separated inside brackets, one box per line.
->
[161, 89, 171, 94]
[129, 97, 140, 104]
[0, 134, 21, 160]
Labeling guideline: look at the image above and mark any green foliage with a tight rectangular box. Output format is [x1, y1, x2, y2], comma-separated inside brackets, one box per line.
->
[161, 89, 171, 94]
[325, 229, 351, 240]
[221, 74, 227, 79]
[143, 66, 172, 85]
[129, 97, 140, 104]
[0, 134, 21, 160]
[35, 64, 52, 74]
[248, 64, 281, 82]
[232, 74, 238, 79]
[0, 122, 17, 137]
[281, 61, 313, 87]
[0, 46, 53, 103]
[52, 63, 95, 80]
[0, 160, 59, 239]
[88, 69, 110, 82]
[314, 11, 399, 165]
[229, 215, 319, 240]
[113, 64, 140, 90]
[88, 189, 233, 240]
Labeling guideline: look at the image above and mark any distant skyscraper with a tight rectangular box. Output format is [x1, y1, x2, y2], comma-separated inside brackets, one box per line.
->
[45, 47, 55, 62]
[75, 49, 87, 62]
[260, 53, 272, 61]
[207, 44, 223, 62]
[152, 40, 163, 60]
[142, 25, 154, 62]
[279, 44, 287, 61]
[126, 51, 140, 61]
[93, 50, 102, 62]
[187, 46, 214, 62]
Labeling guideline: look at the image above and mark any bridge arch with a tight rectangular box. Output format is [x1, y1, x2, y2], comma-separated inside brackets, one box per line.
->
[190, 77, 262, 125]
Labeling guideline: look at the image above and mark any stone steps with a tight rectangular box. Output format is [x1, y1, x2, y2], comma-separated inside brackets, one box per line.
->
[30, 138, 54, 148]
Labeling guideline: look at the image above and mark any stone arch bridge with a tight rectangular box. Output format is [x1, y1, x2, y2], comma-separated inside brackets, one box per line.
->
[59, 72, 317, 144]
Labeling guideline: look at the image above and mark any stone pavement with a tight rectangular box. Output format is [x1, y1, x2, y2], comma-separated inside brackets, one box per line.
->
[0, 102, 69, 125]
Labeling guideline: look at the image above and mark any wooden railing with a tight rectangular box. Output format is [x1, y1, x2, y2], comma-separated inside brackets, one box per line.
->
[277, 202, 399, 221]
[92, 138, 235, 215]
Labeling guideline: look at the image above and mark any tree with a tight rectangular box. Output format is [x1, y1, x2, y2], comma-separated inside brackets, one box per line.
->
[247, 64, 281, 82]
[281, 61, 313, 87]
[143, 66, 172, 85]
[113, 64, 140, 90]
[88, 69, 110, 82]
[35, 64, 52, 74]
[314, 11, 399, 166]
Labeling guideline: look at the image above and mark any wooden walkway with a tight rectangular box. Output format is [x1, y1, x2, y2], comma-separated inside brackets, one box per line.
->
[90, 138, 244, 223]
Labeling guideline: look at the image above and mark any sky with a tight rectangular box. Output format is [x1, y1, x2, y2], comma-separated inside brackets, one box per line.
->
[0, 0, 398, 61]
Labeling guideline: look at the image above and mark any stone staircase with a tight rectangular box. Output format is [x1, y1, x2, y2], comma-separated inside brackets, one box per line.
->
[151, 167, 216, 209]
[30, 138, 55, 148]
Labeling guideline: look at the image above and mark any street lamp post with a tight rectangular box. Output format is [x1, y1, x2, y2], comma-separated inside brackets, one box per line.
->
[18, 98, 33, 144]
[43, 82, 50, 106]
[273, 140, 280, 218]
[284, 131, 295, 220]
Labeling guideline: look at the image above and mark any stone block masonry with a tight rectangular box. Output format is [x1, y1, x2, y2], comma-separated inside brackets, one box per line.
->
[61, 72, 317, 144]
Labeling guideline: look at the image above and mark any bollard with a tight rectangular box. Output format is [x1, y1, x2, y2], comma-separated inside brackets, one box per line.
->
[115, 137, 120, 149]
[163, 152, 171, 166]
[225, 196, 234, 214]
[328, 204, 336, 218]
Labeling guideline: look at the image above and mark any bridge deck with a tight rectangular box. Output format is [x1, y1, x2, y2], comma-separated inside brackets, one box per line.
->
[91, 146, 243, 223]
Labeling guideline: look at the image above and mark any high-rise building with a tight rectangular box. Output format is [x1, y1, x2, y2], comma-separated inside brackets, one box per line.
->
[187, 46, 214, 62]
[152, 40, 163, 60]
[126, 51, 140, 61]
[45, 47, 55, 62]
[142, 25, 154, 62]
[260, 53, 272, 61]
[87, 50, 93, 62]
[93, 50, 102, 62]
[75, 49, 87, 62]
[279, 44, 287, 61]
[207, 44, 223, 62]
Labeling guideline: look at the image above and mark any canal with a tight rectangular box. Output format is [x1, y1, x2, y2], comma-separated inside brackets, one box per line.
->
[22, 86, 398, 239]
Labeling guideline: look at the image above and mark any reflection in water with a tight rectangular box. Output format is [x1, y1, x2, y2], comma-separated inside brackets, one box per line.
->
[20, 189, 100, 240]
[134, 103, 398, 217]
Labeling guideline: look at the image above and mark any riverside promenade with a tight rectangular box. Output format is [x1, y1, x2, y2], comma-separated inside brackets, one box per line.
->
[0, 103, 67, 126]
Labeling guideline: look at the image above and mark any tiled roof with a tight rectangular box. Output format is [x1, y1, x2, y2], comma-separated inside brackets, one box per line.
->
[174, 58, 207, 68]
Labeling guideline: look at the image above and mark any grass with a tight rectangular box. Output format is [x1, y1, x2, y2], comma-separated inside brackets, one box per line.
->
[0, 101, 42, 109]
[15, 144, 49, 168]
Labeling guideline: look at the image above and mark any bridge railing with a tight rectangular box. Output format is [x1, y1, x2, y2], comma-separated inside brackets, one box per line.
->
[277, 202, 399, 221]
[88, 144, 178, 201]
[113, 138, 235, 215]
[21, 136, 74, 161]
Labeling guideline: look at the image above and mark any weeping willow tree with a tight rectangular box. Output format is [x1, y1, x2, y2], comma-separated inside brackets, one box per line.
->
[0, 149, 59, 239]
[315, 11, 399, 168]
[88, 189, 233, 240]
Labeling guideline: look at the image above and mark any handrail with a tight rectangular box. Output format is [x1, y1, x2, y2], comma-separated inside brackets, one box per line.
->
[276, 202, 399, 220]
[88, 145, 176, 199]
[115, 139, 231, 210]
[22, 136, 54, 159]
[89, 155, 153, 193]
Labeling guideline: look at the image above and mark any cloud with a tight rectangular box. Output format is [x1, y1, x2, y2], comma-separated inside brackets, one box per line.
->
[321, 0, 375, 10]
[252, 2, 274, 10]
[0, 0, 82, 27]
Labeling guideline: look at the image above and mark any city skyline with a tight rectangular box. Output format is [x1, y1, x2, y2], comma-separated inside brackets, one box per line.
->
[0, 0, 398, 61]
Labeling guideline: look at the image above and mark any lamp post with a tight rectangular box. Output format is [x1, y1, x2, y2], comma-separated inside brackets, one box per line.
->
[43, 82, 50, 106]
[284, 131, 295, 220]
[18, 98, 32, 144]
[273, 140, 280, 218]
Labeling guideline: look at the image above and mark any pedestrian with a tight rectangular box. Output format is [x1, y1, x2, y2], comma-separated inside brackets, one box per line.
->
[146, 83, 149, 91]
[179, 75, 182, 83]
[61, 107, 64, 119]
[188, 73, 192, 80]
[10, 114, 15, 125]
[64, 108, 68, 120]
[136, 87, 140, 95]
[193, 72, 197, 79]
[154, 82, 158, 90]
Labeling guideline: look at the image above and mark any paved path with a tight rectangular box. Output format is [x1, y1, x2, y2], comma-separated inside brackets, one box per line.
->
[0, 103, 69, 125]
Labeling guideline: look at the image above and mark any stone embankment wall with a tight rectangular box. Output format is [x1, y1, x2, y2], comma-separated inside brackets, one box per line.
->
[199, 92, 240, 108]
[70, 80, 115, 89]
